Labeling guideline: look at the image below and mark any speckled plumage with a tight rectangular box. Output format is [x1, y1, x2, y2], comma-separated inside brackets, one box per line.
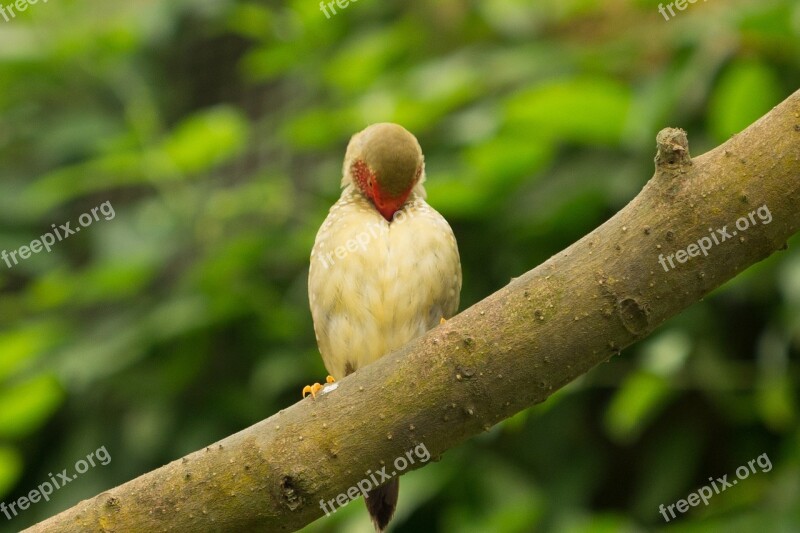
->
[309, 184, 462, 380]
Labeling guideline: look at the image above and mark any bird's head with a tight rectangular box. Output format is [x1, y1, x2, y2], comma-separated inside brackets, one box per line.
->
[342, 123, 425, 221]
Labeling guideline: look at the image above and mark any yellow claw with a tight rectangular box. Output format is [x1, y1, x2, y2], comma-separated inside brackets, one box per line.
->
[440, 317, 447, 325]
[302, 383, 323, 399]
[303, 376, 336, 399]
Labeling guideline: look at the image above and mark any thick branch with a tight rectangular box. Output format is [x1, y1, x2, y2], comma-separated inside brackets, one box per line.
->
[26, 89, 800, 532]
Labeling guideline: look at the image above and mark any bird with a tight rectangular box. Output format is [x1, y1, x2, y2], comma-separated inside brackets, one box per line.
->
[307, 123, 462, 531]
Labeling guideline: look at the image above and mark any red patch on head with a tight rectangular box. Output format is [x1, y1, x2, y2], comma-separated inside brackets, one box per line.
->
[351, 160, 415, 221]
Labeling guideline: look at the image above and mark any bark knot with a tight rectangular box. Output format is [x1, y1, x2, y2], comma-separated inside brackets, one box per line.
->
[280, 476, 303, 511]
[655, 127, 692, 167]
[617, 297, 649, 336]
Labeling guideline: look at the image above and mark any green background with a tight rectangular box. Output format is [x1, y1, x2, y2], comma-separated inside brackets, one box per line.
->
[1, 0, 799, 531]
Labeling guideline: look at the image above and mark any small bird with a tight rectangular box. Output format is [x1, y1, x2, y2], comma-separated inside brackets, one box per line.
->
[307, 123, 462, 531]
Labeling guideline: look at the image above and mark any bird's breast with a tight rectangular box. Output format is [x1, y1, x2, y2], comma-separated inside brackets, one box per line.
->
[309, 191, 461, 380]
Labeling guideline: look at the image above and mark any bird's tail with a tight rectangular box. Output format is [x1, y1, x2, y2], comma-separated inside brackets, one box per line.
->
[365, 478, 399, 532]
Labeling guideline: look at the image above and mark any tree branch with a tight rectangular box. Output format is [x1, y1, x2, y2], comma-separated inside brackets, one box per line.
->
[26, 89, 800, 532]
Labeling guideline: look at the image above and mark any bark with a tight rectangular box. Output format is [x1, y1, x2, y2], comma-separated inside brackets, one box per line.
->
[25, 89, 800, 532]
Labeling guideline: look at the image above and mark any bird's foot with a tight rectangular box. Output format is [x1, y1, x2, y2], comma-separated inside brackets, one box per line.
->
[302, 375, 335, 399]
[440, 316, 447, 325]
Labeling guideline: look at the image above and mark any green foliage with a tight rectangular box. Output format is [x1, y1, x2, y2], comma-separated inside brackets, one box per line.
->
[0, 375, 63, 440]
[708, 60, 783, 142]
[0, 0, 799, 531]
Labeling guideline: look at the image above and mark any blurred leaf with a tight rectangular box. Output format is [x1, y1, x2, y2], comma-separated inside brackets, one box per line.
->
[281, 106, 356, 150]
[161, 106, 249, 175]
[0, 374, 63, 439]
[241, 42, 302, 82]
[505, 77, 632, 146]
[756, 374, 796, 431]
[27, 261, 154, 310]
[604, 371, 673, 444]
[0, 445, 23, 500]
[708, 60, 782, 142]
[463, 134, 553, 186]
[641, 330, 692, 377]
[324, 26, 410, 94]
[0, 323, 61, 382]
[226, 3, 275, 41]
